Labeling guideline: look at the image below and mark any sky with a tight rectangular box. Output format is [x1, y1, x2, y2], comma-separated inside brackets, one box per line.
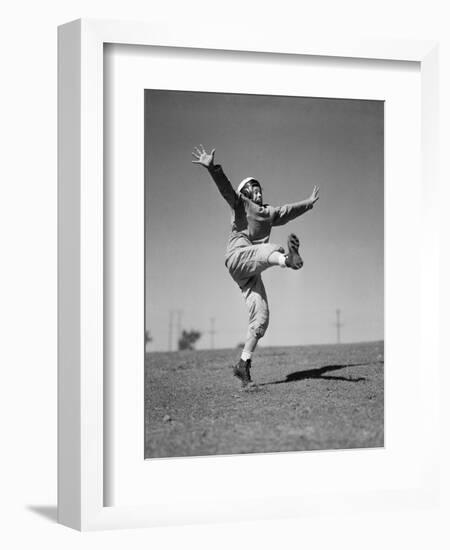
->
[145, 90, 384, 351]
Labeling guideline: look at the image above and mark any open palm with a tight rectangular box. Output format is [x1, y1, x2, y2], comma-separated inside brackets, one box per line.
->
[192, 144, 215, 168]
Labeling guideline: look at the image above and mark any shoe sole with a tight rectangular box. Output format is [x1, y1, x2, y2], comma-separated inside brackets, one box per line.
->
[287, 233, 303, 270]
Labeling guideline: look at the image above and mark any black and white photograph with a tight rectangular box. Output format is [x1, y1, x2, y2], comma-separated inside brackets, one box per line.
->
[144, 90, 384, 459]
[3, 0, 444, 543]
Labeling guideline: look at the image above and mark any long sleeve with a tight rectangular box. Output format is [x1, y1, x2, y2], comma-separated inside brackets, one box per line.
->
[207, 164, 238, 209]
[271, 199, 313, 226]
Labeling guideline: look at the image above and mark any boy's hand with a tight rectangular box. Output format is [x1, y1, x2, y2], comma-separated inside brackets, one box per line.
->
[192, 145, 216, 169]
[309, 185, 320, 206]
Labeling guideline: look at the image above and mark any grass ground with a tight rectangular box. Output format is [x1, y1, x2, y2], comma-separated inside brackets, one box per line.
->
[144, 341, 384, 458]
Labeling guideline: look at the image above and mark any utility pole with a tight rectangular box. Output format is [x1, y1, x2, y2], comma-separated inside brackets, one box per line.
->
[169, 309, 184, 351]
[175, 309, 183, 350]
[209, 317, 216, 349]
[168, 311, 174, 351]
[172, 309, 183, 350]
[335, 308, 343, 344]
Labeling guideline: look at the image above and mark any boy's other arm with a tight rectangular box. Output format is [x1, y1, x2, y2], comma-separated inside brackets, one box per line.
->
[192, 144, 238, 209]
[272, 185, 320, 226]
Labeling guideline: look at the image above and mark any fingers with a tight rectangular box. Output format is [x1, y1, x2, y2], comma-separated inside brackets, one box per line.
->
[191, 149, 201, 165]
[193, 144, 214, 155]
[310, 185, 320, 204]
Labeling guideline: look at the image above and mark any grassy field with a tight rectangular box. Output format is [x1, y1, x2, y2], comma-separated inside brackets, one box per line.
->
[144, 341, 384, 458]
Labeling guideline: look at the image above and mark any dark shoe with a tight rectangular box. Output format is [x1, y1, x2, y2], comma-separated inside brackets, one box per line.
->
[285, 233, 303, 270]
[233, 359, 252, 386]
[245, 361, 252, 383]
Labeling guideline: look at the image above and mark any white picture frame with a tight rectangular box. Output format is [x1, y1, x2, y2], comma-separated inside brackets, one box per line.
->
[58, 18, 439, 531]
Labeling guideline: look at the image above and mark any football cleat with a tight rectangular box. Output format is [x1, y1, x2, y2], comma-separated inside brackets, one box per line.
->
[232, 358, 252, 387]
[285, 233, 303, 270]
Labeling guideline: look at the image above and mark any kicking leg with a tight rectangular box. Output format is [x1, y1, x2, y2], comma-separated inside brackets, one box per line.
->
[226, 243, 286, 284]
[267, 235, 303, 270]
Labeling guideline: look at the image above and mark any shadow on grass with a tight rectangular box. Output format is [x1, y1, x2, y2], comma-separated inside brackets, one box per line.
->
[261, 362, 379, 386]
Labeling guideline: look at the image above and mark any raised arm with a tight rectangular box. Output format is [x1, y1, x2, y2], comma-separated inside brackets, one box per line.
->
[272, 185, 320, 226]
[192, 145, 238, 209]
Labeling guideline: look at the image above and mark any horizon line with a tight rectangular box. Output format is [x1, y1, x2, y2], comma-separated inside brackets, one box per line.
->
[146, 339, 384, 354]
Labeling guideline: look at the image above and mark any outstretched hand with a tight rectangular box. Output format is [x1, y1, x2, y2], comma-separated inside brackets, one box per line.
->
[192, 144, 216, 169]
[309, 185, 320, 206]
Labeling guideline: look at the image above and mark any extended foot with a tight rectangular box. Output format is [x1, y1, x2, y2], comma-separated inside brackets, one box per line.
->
[285, 233, 303, 270]
[232, 358, 252, 387]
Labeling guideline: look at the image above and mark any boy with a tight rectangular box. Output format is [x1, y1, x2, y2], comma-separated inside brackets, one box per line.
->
[192, 145, 319, 387]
